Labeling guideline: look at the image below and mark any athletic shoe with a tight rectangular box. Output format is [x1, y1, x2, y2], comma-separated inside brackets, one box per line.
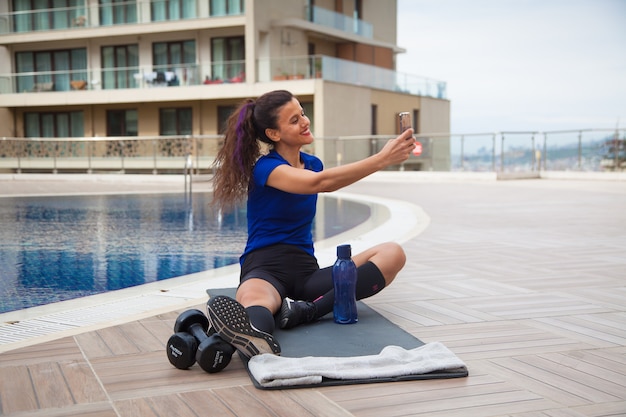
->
[206, 295, 281, 359]
[278, 297, 318, 329]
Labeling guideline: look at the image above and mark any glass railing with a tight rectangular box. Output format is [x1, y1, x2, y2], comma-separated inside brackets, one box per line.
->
[0, 61, 245, 94]
[0, 0, 244, 34]
[305, 5, 372, 38]
[440, 128, 626, 172]
[125, 64, 202, 89]
[313, 129, 626, 172]
[258, 55, 447, 99]
[8, 68, 93, 93]
[260, 56, 320, 81]
[2, 129, 623, 174]
[2, 4, 89, 33]
[1, 56, 441, 97]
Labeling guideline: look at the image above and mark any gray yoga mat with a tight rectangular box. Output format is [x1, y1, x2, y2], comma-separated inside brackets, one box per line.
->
[207, 288, 468, 389]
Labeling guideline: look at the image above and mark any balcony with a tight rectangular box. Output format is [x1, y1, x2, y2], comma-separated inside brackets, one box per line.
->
[0, 61, 245, 94]
[0, 56, 446, 101]
[259, 55, 446, 99]
[305, 5, 372, 38]
[0, 0, 244, 35]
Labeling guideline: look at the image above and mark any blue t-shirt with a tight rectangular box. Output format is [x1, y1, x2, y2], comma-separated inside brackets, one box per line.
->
[241, 150, 323, 264]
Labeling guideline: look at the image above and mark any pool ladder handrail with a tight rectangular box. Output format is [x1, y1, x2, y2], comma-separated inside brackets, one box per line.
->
[184, 154, 192, 195]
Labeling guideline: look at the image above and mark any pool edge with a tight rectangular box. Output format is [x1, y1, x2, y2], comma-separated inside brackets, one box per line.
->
[0, 187, 429, 353]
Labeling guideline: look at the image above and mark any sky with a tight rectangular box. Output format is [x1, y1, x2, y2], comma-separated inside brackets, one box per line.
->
[396, 0, 626, 135]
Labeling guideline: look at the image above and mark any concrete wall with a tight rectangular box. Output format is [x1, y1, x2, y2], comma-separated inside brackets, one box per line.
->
[371, 90, 419, 134]
[419, 96, 450, 135]
[314, 87, 451, 171]
[363, 0, 398, 45]
[313, 82, 451, 171]
[419, 96, 451, 170]
[0, 108, 13, 137]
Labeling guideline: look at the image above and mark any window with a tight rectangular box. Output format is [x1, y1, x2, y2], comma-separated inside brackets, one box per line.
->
[160, 108, 192, 135]
[354, 0, 362, 19]
[371, 104, 377, 135]
[99, 0, 137, 25]
[16, 48, 87, 93]
[12, 0, 86, 32]
[210, 0, 243, 16]
[370, 104, 378, 155]
[151, 0, 196, 21]
[159, 108, 192, 157]
[101, 45, 138, 89]
[24, 111, 84, 137]
[106, 110, 138, 136]
[217, 106, 235, 134]
[153, 40, 195, 84]
[303, 102, 314, 134]
[211, 36, 244, 82]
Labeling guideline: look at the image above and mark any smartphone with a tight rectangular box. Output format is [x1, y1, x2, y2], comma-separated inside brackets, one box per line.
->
[398, 112, 411, 133]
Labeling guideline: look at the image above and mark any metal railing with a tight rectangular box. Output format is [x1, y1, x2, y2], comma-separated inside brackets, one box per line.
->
[445, 128, 626, 172]
[2, 55, 446, 99]
[305, 5, 373, 38]
[1, 2, 373, 38]
[0, 135, 221, 175]
[0, 61, 245, 94]
[1, 128, 624, 175]
[0, 0, 244, 34]
[257, 55, 446, 99]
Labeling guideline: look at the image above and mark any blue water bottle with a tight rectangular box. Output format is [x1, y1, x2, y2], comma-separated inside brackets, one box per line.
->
[333, 244, 358, 324]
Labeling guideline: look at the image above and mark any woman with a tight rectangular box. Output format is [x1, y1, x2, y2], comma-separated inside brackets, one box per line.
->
[207, 90, 415, 362]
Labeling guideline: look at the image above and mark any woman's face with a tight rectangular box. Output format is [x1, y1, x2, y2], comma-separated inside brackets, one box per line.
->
[269, 98, 313, 147]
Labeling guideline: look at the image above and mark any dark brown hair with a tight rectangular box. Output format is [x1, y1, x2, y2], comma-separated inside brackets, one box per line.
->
[211, 90, 294, 212]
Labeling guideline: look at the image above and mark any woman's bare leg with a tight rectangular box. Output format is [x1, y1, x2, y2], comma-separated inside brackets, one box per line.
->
[352, 242, 406, 286]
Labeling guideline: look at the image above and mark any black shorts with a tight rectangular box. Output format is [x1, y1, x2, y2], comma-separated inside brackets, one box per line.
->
[240, 244, 332, 301]
[239, 244, 385, 302]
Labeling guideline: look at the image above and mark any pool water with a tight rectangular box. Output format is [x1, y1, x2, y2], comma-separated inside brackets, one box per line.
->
[0, 193, 369, 314]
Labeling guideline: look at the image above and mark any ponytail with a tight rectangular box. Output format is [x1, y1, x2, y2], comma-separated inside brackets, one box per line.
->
[211, 90, 294, 212]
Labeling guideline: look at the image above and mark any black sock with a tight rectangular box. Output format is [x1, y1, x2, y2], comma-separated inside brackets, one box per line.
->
[312, 261, 386, 318]
[245, 305, 275, 334]
[355, 261, 386, 299]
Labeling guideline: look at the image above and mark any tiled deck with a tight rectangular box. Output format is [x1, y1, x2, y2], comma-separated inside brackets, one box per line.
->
[0, 173, 625, 416]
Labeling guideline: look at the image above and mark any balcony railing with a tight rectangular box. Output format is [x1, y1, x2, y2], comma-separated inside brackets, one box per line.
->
[1, 55, 446, 99]
[0, 61, 246, 94]
[2, 129, 623, 174]
[259, 55, 446, 99]
[306, 5, 372, 38]
[0, 0, 244, 34]
[0, 135, 221, 175]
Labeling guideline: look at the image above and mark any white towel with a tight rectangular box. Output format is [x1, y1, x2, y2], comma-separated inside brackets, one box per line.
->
[247, 342, 467, 388]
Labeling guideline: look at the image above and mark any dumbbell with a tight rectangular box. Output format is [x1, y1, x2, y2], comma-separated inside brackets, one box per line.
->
[166, 309, 235, 373]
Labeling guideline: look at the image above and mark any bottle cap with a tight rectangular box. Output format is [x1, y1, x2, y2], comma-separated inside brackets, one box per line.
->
[337, 244, 351, 258]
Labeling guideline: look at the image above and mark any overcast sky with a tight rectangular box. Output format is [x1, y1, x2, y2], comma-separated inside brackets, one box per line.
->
[396, 0, 626, 134]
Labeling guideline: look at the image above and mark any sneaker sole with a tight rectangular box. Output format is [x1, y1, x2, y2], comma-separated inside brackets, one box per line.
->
[206, 295, 281, 359]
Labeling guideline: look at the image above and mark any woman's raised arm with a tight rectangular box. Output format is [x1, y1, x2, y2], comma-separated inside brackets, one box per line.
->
[267, 128, 415, 194]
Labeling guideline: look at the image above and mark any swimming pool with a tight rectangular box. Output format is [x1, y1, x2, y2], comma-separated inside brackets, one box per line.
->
[0, 193, 370, 314]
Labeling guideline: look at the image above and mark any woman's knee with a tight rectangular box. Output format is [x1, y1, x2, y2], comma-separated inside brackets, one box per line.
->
[236, 278, 282, 313]
[358, 242, 405, 286]
[380, 242, 406, 269]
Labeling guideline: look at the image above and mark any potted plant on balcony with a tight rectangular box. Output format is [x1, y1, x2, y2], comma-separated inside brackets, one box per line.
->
[314, 59, 322, 78]
[273, 70, 289, 81]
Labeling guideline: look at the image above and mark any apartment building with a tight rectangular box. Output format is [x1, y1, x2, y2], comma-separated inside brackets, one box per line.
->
[0, 0, 450, 172]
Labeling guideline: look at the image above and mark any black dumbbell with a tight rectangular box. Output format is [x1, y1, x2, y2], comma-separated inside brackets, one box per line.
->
[166, 309, 235, 373]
